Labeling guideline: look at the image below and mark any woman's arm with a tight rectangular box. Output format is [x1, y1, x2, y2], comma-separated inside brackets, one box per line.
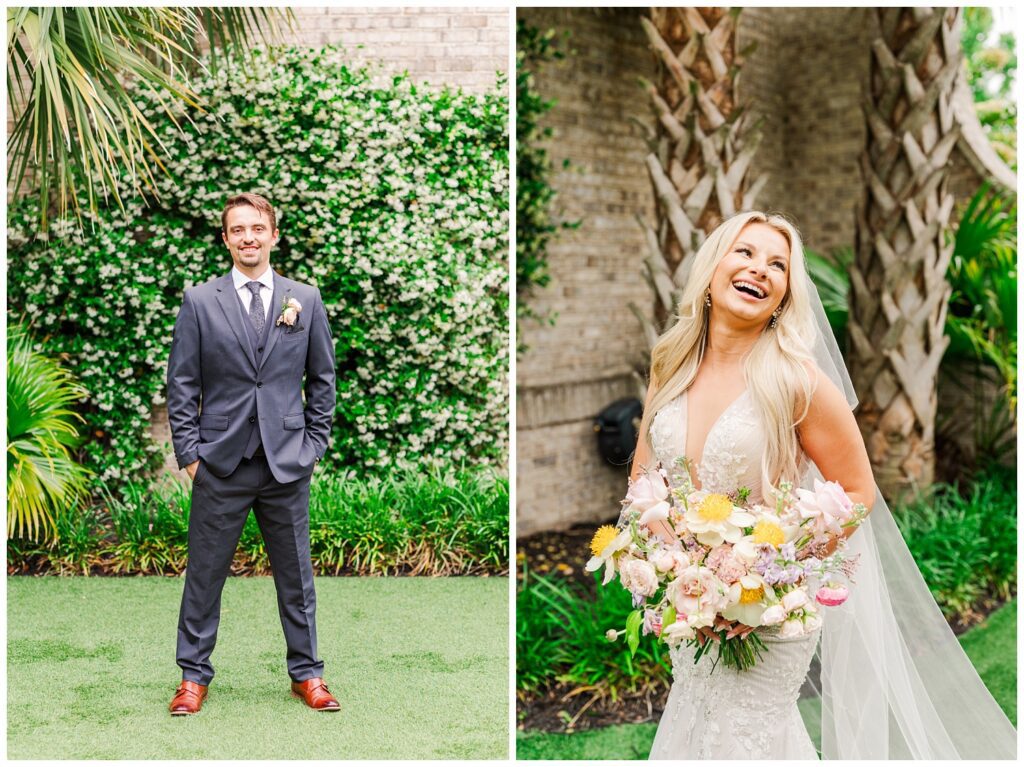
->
[797, 364, 876, 549]
[632, 378, 678, 543]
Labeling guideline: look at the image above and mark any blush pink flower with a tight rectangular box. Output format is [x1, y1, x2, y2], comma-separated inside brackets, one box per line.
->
[619, 558, 659, 597]
[795, 479, 855, 537]
[816, 583, 850, 607]
[624, 472, 671, 526]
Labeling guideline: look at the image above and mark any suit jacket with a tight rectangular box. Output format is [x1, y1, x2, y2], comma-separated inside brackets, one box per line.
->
[166, 269, 336, 484]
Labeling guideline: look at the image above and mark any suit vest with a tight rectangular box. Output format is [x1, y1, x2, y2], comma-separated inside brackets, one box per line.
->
[236, 289, 274, 458]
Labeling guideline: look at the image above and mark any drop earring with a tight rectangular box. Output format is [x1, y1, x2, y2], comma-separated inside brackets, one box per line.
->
[704, 290, 712, 308]
[769, 308, 781, 329]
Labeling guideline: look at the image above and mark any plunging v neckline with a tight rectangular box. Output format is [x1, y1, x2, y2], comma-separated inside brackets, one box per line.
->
[682, 388, 748, 490]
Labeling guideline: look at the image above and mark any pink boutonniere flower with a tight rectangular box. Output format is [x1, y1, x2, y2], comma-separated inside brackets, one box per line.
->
[276, 296, 302, 327]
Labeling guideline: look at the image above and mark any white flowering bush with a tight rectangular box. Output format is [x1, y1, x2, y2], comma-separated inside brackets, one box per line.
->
[7, 46, 509, 491]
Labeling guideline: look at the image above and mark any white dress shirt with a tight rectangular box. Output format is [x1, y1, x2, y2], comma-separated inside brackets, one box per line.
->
[232, 265, 273, 325]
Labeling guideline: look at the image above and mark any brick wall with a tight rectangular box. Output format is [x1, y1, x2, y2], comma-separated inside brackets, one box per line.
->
[250, 7, 507, 93]
[515, 7, 998, 536]
[516, 8, 654, 536]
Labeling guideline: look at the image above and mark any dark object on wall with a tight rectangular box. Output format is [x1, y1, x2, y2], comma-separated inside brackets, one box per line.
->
[594, 397, 642, 466]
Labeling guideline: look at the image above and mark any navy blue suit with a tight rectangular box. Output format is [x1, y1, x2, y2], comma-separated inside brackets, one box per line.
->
[166, 269, 336, 684]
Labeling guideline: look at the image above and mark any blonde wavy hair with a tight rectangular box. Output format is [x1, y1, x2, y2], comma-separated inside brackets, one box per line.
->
[639, 211, 819, 496]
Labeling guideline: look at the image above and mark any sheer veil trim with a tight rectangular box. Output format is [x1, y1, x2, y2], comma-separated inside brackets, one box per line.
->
[803, 275, 1016, 759]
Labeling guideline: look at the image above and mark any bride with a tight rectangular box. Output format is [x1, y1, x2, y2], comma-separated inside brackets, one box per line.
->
[629, 211, 1016, 759]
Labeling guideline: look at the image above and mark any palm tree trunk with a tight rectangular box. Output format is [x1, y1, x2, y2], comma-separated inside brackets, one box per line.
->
[849, 7, 962, 498]
[633, 7, 766, 340]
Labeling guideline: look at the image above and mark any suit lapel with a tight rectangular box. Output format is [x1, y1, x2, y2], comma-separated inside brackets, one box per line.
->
[214, 273, 258, 372]
[259, 271, 291, 370]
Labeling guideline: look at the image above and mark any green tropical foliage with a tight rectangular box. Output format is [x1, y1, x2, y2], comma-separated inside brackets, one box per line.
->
[6, 6, 290, 225]
[893, 465, 1016, 620]
[6, 325, 92, 541]
[944, 183, 1017, 408]
[804, 246, 853, 354]
[961, 7, 1017, 166]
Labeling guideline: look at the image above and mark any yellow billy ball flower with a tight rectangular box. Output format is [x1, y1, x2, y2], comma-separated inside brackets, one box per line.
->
[739, 585, 765, 604]
[697, 493, 734, 522]
[752, 520, 785, 546]
[590, 525, 618, 557]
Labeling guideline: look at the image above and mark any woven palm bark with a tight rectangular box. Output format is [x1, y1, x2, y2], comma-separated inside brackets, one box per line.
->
[850, 7, 963, 497]
[632, 7, 766, 343]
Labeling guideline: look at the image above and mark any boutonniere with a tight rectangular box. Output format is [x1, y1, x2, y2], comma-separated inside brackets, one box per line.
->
[276, 296, 302, 327]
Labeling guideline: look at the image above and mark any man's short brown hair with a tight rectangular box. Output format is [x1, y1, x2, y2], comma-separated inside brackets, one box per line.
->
[221, 193, 277, 232]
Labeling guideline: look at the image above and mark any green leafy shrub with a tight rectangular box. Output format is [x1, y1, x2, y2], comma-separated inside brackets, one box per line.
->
[7, 45, 508, 496]
[516, 563, 670, 699]
[7, 467, 508, 577]
[894, 466, 1016, 620]
[102, 481, 190, 574]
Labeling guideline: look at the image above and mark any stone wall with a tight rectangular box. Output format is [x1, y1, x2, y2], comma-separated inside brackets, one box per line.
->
[515, 7, 1000, 536]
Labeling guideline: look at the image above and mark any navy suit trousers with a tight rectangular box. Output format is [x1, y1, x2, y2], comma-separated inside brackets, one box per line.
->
[176, 455, 321, 685]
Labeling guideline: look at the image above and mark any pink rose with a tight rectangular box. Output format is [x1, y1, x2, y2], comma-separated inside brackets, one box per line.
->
[625, 472, 671, 526]
[815, 583, 850, 607]
[619, 558, 659, 597]
[282, 307, 298, 325]
[795, 479, 854, 537]
[760, 605, 786, 625]
[705, 545, 747, 585]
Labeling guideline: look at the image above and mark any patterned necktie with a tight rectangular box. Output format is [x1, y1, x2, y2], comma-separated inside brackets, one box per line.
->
[246, 281, 265, 335]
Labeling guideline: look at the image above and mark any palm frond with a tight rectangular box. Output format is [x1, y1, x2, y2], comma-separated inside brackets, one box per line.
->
[6, 6, 292, 227]
[7, 325, 92, 541]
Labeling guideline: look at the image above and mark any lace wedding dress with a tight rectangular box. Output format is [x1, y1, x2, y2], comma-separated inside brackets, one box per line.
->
[647, 389, 820, 760]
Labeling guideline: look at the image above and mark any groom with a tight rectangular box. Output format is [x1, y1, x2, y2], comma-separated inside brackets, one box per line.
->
[165, 193, 339, 714]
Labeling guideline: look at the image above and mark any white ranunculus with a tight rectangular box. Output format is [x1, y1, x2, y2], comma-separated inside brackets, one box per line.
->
[779, 618, 805, 639]
[760, 604, 787, 625]
[661, 619, 696, 645]
[782, 588, 809, 612]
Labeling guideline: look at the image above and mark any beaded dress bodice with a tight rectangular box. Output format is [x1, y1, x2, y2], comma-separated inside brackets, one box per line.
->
[649, 389, 765, 501]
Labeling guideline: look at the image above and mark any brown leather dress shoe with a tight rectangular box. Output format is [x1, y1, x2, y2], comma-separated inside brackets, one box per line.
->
[169, 680, 208, 715]
[290, 677, 340, 711]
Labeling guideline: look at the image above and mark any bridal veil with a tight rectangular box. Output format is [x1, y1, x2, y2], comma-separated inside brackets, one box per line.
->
[803, 276, 1016, 759]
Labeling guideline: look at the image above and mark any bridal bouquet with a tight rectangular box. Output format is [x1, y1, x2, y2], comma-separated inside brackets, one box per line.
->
[587, 459, 868, 671]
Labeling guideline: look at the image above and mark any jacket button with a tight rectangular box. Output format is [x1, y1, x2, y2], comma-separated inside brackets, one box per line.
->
[258, 347, 264, 353]
[249, 416, 256, 423]
[257, 382, 263, 388]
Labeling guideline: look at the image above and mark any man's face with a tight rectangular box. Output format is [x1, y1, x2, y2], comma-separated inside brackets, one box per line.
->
[222, 205, 278, 274]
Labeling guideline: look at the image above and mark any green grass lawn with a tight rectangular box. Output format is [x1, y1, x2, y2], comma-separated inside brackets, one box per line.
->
[8, 576, 508, 760]
[517, 599, 1017, 759]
